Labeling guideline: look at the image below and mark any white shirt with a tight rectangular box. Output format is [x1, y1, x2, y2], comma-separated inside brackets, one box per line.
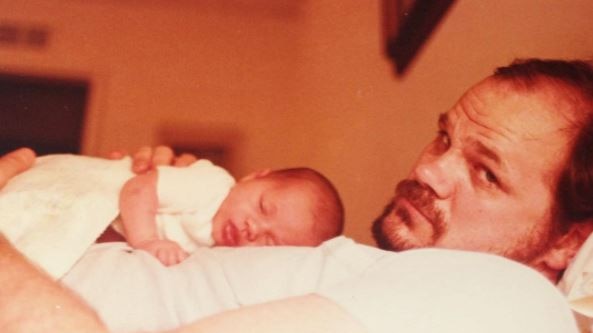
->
[62, 237, 578, 333]
[559, 233, 593, 332]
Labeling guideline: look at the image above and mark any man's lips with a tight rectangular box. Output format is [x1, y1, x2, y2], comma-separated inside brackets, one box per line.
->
[394, 196, 434, 226]
[222, 222, 240, 246]
[392, 179, 441, 226]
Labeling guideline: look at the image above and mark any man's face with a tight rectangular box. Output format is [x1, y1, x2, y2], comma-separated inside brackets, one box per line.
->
[374, 78, 575, 264]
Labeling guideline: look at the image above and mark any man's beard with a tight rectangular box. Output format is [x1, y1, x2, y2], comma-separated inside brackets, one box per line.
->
[372, 179, 446, 251]
[372, 180, 555, 264]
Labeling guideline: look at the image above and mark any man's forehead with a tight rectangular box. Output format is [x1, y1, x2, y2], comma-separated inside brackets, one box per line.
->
[447, 78, 575, 141]
[442, 78, 575, 185]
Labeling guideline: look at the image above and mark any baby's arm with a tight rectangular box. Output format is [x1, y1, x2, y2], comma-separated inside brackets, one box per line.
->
[119, 171, 188, 266]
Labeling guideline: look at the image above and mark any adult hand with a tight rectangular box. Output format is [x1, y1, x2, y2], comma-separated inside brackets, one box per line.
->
[0, 147, 36, 189]
[109, 145, 197, 174]
[0, 149, 109, 333]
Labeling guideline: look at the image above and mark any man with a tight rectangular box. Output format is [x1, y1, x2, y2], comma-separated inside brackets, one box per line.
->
[1, 58, 590, 332]
[373, 58, 593, 283]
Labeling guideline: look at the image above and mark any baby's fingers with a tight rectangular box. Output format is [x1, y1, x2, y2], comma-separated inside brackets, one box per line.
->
[154, 247, 188, 266]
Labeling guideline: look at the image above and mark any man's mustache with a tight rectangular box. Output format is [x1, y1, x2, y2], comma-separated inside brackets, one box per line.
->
[371, 179, 444, 250]
[394, 179, 440, 223]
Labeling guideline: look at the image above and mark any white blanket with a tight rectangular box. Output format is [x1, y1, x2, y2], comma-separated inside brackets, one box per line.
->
[0, 154, 134, 279]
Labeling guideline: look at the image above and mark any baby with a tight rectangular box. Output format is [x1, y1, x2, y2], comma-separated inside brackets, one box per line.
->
[0, 153, 344, 269]
[115, 158, 344, 265]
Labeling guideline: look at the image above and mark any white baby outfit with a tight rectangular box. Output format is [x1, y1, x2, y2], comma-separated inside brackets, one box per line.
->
[113, 157, 235, 252]
[0, 154, 234, 279]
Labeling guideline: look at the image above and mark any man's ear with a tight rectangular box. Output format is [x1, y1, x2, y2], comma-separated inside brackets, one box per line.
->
[240, 168, 272, 182]
[539, 221, 593, 272]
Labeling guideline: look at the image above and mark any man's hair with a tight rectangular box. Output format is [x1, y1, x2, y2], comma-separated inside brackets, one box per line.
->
[267, 167, 344, 242]
[493, 58, 593, 228]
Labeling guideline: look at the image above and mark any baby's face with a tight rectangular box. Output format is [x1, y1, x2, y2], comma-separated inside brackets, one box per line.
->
[211, 177, 321, 247]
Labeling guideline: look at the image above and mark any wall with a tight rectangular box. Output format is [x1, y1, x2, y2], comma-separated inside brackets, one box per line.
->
[0, 0, 592, 244]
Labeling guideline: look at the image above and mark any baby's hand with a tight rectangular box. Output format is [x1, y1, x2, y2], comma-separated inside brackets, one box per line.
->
[136, 239, 189, 266]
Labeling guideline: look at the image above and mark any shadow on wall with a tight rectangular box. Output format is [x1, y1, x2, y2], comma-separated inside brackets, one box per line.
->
[159, 124, 243, 174]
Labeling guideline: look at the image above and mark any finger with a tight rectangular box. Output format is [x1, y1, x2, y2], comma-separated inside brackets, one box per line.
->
[170, 251, 180, 266]
[0, 147, 36, 188]
[165, 250, 177, 266]
[155, 249, 171, 266]
[177, 251, 189, 263]
[106, 150, 128, 160]
[161, 257, 173, 267]
[151, 146, 174, 167]
[132, 146, 154, 174]
[173, 153, 198, 167]
[176, 250, 188, 264]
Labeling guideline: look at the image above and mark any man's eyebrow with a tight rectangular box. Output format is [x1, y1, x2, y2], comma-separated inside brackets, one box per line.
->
[438, 112, 502, 166]
[466, 139, 502, 166]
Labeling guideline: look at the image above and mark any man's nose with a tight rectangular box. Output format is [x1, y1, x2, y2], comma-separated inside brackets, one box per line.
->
[411, 151, 459, 199]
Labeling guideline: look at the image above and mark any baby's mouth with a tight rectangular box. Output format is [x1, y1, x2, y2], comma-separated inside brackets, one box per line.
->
[222, 221, 240, 246]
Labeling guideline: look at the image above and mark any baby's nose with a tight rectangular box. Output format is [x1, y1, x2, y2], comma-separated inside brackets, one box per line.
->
[245, 218, 260, 241]
[245, 218, 272, 243]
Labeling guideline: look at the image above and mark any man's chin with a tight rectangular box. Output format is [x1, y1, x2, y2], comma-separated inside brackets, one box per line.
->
[372, 215, 409, 251]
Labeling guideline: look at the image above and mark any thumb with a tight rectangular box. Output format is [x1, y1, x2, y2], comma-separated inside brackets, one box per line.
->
[0, 147, 36, 188]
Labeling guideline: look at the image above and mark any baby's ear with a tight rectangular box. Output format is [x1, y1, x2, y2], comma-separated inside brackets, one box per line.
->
[240, 168, 272, 181]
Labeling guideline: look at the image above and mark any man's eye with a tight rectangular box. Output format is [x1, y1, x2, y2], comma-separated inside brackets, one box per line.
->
[485, 170, 498, 183]
[476, 166, 499, 187]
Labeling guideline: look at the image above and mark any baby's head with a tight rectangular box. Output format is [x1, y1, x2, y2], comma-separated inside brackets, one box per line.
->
[211, 167, 343, 247]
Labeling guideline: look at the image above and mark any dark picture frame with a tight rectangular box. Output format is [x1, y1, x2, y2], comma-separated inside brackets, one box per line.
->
[383, 0, 456, 76]
[0, 73, 89, 155]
